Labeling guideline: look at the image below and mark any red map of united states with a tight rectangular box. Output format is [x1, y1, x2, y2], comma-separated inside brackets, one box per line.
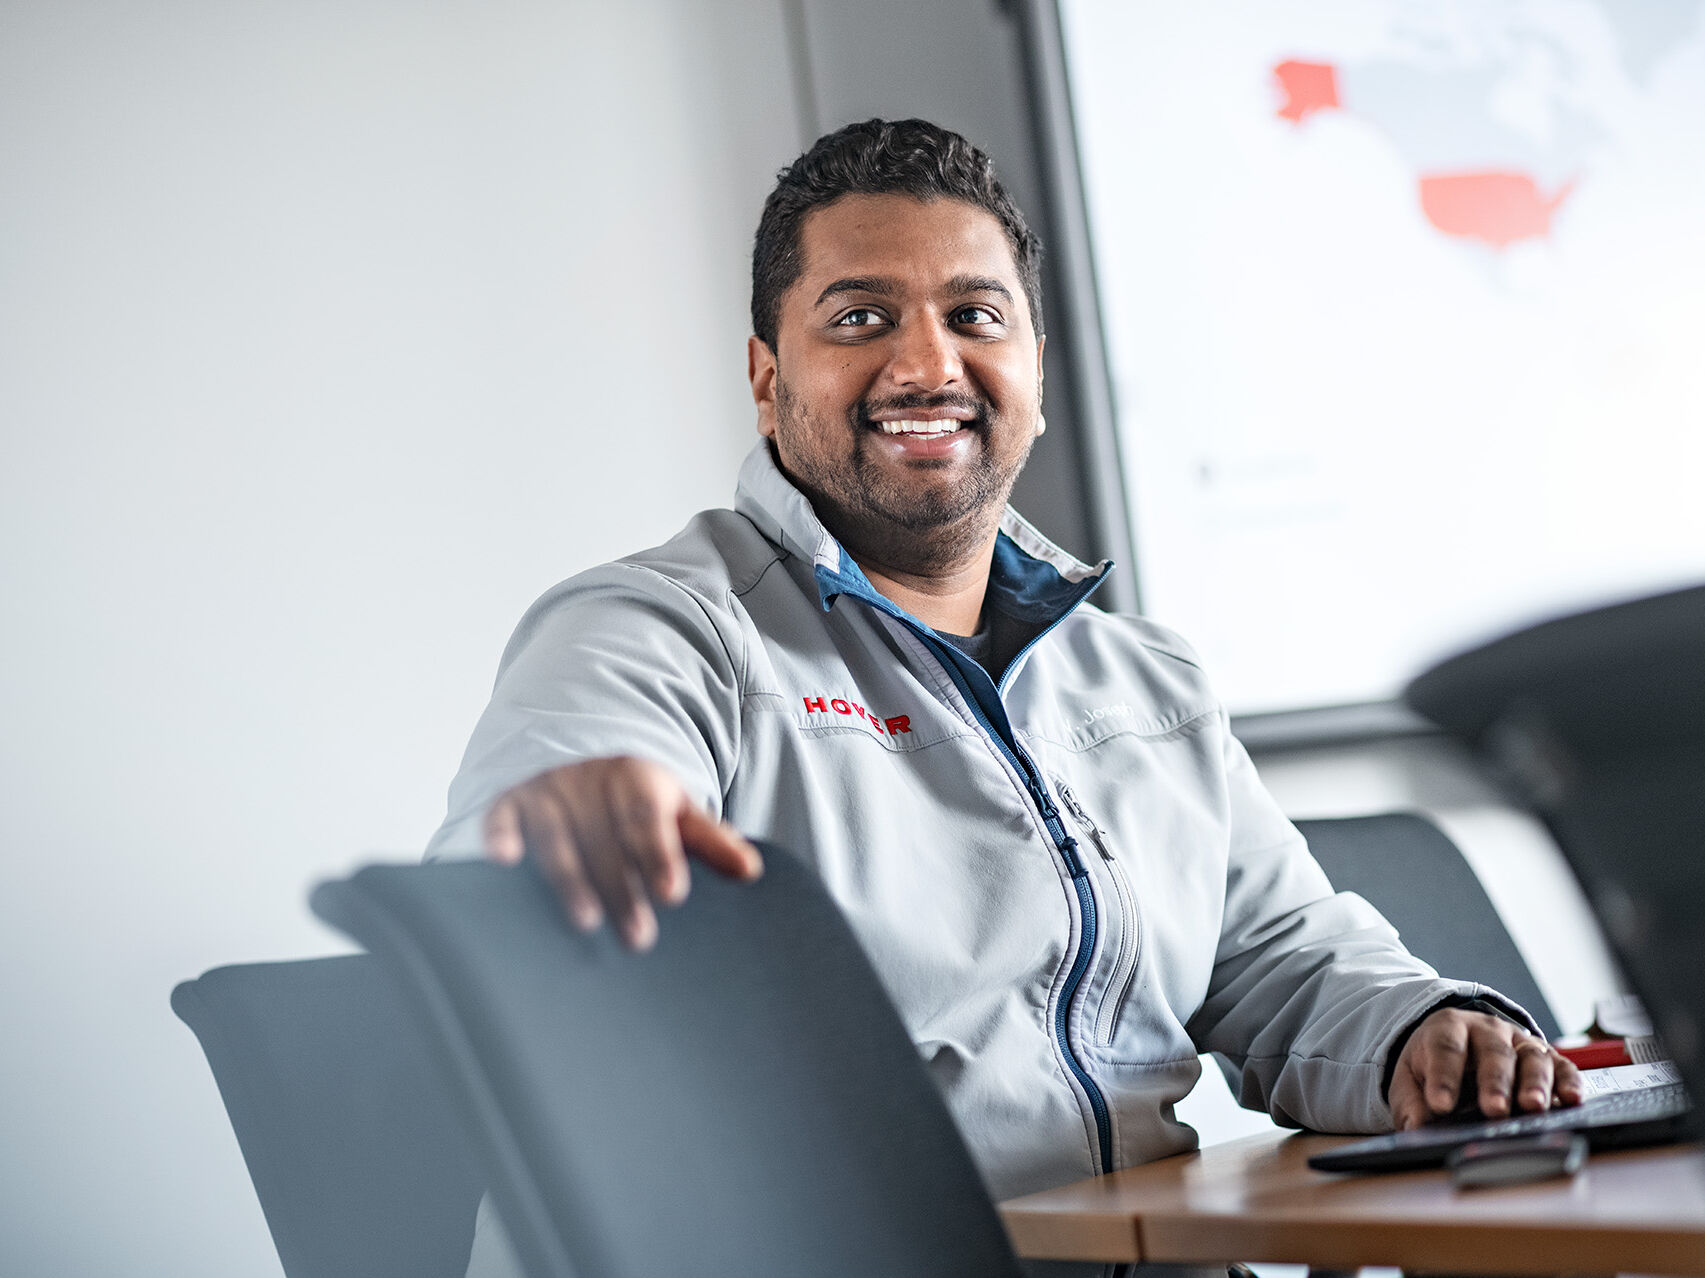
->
[1271, 58, 1575, 250]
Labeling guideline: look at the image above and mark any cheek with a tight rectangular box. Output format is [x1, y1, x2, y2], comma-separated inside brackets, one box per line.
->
[979, 350, 1037, 395]
[797, 372, 863, 423]
[991, 376, 1039, 420]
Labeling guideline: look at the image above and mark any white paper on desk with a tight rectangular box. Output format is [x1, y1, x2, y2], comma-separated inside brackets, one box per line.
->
[1579, 1060, 1682, 1097]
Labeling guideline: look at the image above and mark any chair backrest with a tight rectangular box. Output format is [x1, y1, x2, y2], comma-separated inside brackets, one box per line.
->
[309, 847, 1024, 1278]
[1405, 583, 1705, 1113]
[1293, 812, 1561, 1040]
[171, 954, 484, 1278]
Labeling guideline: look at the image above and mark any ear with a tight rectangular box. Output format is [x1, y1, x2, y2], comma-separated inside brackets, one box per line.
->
[748, 335, 779, 439]
[1035, 336, 1047, 435]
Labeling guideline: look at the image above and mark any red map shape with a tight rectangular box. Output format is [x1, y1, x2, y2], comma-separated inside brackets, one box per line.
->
[1417, 172, 1575, 248]
[1273, 60, 1341, 123]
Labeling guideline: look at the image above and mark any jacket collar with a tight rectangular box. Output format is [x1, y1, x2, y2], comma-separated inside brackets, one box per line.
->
[733, 441, 1113, 627]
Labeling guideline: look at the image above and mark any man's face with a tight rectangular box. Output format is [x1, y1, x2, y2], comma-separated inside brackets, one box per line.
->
[748, 193, 1044, 573]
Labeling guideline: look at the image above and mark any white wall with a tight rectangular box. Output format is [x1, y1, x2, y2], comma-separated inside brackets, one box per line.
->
[0, 3, 799, 1273]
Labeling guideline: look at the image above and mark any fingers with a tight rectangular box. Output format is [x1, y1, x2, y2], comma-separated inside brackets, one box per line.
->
[522, 787, 604, 933]
[1389, 1008, 1588, 1132]
[579, 768, 668, 950]
[1553, 1052, 1586, 1106]
[1474, 1032, 1524, 1117]
[602, 766, 690, 907]
[679, 804, 764, 881]
[1511, 1039, 1585, 1111]
[1504, 1037, 1553, 1115]
[1393, 1012, 1469, 1129]
[483, 796, 526, 865]
[1473, 1022, 1582, 1118]
[479, 756, 755, 951]
[1387, 1067, 1431, 1132]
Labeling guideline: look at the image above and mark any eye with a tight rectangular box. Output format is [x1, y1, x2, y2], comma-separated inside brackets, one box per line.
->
[832, 307, 887, 328]
[951, 304, 1001, 326]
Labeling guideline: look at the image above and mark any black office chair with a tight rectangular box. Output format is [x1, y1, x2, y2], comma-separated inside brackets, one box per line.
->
[170, 954, 484, 1278]
[1294, 812, 1562, 1040]
[308, 847, 1025, 1278]
[1406, 582, 1705, 1105]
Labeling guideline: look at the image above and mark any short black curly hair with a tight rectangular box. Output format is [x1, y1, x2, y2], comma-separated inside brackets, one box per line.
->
[750, 118, 1044, 350]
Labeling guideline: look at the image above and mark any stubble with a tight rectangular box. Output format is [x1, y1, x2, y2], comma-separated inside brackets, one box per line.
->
[772, 377, 1035, 577]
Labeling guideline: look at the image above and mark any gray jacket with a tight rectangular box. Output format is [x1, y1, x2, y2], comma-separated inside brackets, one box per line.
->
[430, 442, 1520, 1201]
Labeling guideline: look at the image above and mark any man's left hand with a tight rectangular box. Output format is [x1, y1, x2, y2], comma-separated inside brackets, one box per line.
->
[1389, 1008, 1585, 1131]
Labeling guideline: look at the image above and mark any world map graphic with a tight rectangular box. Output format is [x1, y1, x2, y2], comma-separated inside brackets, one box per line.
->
[1270, 0, 1703, 252]
[1061, 0, 1705, 713]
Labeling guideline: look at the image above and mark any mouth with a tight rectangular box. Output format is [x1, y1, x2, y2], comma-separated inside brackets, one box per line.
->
[861, 411, 982, 464]
[875, 418, 970, 439]
[863, 399, 984, 443]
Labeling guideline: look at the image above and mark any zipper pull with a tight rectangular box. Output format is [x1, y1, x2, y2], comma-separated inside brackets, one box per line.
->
[1056, 780, 1116, 862]
[1031, 780, 1089, 877]
[1033, 790, 1065, 830]
[1029, 790, 1084, 879]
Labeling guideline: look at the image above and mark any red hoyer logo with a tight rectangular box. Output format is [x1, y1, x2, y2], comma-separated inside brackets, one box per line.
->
[802, 695, 911, 736]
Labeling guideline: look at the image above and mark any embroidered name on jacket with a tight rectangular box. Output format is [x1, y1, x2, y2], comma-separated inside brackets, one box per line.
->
[800, 695, 912, 736]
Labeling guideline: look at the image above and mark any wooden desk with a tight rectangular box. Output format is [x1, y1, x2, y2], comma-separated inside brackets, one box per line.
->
[1000, 1131, 1705, 1274]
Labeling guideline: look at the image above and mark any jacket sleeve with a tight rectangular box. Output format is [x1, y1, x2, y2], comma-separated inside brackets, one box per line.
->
[425, 562, 744, 859]
[1185, 722, 1539, 1133]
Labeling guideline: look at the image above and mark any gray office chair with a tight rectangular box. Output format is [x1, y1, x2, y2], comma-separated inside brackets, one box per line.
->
[170, 954, 484, 1278]
[309, 847, 1026, 1278]
[1294, 812, 1561, 1040]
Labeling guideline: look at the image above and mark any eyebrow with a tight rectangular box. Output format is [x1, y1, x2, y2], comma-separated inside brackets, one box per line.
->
[812, 274, 1016, 307]
[944, 274, 1015, 303]
[814, 277, 893, 307]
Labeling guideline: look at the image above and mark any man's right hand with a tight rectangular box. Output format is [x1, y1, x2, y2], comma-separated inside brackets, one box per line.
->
[482, 756, 763, 950]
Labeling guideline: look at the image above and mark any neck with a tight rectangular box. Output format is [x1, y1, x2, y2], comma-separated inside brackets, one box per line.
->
[854, 540, 995, 635]
[785, 460, 1009, 632]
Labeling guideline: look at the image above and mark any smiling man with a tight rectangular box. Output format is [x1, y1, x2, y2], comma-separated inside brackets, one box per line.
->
[435, 120, 1578, 1277]
[750, 190, 1044, 625]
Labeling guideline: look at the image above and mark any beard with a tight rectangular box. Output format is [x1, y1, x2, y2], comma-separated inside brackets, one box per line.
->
[772, 377, 1036, 576]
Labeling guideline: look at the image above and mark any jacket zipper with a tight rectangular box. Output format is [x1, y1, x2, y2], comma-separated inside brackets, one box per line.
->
[822, 564, 1116, 1174]
[918, 638, 1112, 1173]
[1056, 780, 1143, 1047]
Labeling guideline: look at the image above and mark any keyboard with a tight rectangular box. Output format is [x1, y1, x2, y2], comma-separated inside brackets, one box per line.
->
[1307, 1082, 1694, 1172]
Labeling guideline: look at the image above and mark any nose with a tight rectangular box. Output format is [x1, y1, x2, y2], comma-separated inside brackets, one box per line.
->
[886, 315, 962, 393]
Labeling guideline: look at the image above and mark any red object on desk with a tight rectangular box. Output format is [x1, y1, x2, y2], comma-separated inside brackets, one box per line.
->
[1557, 1039, 1633, 1069]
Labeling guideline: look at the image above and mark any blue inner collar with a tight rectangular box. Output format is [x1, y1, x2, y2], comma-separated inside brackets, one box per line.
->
[814, 530, 1110, 629]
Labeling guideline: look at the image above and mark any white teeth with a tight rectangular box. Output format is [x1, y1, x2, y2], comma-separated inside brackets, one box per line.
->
[879, 419, 963, 435]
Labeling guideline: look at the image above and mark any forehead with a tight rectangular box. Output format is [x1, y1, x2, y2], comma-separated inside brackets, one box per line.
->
[792, 193, 1025, 306]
